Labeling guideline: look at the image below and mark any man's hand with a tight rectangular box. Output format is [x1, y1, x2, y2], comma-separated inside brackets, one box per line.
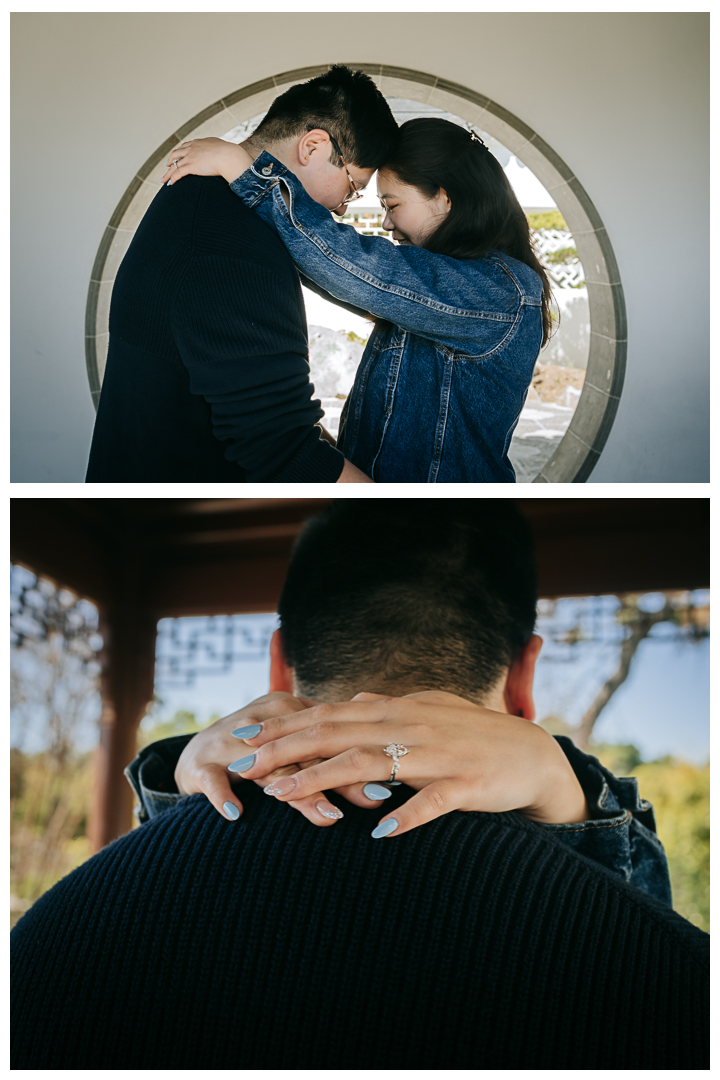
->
[336, 459, 374, 483]
[161, 137, 254, 186]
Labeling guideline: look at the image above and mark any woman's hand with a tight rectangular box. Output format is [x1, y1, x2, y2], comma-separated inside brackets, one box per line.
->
[174, 692, 372, 827]
[160, 137, 254, 187]
[231, 691, 590, 838]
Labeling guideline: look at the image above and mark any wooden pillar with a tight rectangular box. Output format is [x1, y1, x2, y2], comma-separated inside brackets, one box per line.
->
[88, 601, 158, 852]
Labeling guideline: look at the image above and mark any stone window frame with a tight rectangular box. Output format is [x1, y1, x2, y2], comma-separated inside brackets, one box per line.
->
[85, 63, 626, 483]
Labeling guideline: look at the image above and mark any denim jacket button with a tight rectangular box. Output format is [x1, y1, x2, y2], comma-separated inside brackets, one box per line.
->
[261, 165, 274, 176]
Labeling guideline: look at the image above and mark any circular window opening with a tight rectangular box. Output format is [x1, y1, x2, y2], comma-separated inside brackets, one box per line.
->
[86, 65, 626, 483]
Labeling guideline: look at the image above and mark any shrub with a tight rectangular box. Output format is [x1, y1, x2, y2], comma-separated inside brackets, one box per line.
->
[526, 210, 568, 231]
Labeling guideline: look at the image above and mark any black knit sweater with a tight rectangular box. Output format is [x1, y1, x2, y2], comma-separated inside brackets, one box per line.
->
[11, 782, 708, 1069]
[85, 175, 345, 483]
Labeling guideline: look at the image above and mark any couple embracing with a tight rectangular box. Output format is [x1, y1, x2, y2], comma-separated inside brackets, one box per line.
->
[86, 65, 552, 484]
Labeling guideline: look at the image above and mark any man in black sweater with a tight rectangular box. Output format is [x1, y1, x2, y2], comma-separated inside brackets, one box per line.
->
[11, 501, 709, 1068]
[85, 67, 397, 482]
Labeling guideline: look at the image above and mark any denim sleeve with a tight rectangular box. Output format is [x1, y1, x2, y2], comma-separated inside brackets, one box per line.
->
[299, 272, 373, 321]
[540, 736, 673, 908]
[124, 734, 196, 823]
[229, 152, 525, 352]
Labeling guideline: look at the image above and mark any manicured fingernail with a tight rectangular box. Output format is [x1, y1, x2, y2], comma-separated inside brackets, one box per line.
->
[263, 775, 298, 796]
[316, 799, 343, 820]
[228, 753, 256, 773]
[364, 783, 392, 800]
[371, 818, 398, 839]
[223, 802, 240, 820]
[232, 724, 262, 739]
[166, 179, 172, 186]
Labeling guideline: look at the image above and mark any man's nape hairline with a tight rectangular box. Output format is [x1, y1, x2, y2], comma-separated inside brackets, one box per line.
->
[277, 501, 538, 704]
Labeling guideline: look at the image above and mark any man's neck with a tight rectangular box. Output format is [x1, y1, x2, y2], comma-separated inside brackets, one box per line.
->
[242, 137, 291, 171]
[291, 679, 507, 714]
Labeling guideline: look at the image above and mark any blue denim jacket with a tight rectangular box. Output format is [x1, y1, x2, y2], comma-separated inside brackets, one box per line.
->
[229, 152, 544, 483]
[125, 733, 672, 908]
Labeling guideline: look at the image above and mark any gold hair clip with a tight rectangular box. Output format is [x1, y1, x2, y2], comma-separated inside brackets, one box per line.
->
[469, 130, 488, 149]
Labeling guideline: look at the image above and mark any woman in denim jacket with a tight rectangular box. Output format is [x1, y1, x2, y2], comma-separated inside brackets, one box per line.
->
[165, 120, 554, 483]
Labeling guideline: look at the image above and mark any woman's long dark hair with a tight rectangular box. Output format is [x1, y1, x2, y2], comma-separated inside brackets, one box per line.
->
[381, 118, 556, 346]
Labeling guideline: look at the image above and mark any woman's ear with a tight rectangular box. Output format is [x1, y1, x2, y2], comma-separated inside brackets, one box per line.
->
[503, 634, 542, 721]
[269, 628, 294, 693]
[437, 187, 451, 213]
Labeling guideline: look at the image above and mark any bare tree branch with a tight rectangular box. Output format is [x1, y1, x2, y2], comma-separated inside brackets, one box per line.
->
[572, 599, 675, 750]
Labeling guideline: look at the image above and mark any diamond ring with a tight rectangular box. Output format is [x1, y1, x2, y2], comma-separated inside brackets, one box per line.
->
[383, 743, 409, 783]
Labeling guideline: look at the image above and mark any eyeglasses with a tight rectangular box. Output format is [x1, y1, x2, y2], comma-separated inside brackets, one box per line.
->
[306, 125, 364, 209]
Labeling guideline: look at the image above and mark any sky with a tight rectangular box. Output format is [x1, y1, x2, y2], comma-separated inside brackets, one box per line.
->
[147, 604, 710, 767]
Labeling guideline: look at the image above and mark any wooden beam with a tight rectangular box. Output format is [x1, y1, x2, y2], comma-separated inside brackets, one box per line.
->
[10, 498, 112, 606]
[517, 498, 708, 596]
[89, 602, 158, 851]
[146, 554, 291, 616]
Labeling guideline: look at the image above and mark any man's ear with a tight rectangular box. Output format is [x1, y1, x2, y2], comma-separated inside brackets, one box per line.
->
[269, 628, 295, 693]
[296, 128, 331, 168]
[503, 634, 542, 721]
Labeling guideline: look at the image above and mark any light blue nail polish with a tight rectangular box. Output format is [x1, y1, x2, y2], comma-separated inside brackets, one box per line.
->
[371, 818, 398, 839]
[166, 180, 172, 186]
[232, 724, 262, 739]
[364, 783, 392, 801]
[228, 753, 256, 773]
[223, 802, 240, 820]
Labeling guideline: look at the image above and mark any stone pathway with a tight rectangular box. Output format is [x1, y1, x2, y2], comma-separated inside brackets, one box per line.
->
[509, 398, 575, 482]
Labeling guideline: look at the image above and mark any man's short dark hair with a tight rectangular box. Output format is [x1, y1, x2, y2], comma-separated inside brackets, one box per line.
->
[251, 65, 398, 169]
[278, 499, 538, 702]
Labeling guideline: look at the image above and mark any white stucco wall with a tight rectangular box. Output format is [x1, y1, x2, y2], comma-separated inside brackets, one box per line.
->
[11, 12, 709, 482]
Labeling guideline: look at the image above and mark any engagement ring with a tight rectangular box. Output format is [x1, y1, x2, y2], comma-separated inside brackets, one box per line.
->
[383, 743, 409, 783]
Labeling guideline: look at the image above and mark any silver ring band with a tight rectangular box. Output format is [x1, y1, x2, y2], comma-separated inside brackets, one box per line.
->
[383, 743, 409, 783]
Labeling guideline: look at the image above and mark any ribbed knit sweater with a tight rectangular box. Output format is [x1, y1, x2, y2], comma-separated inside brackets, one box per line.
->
[85, 175, 345, 483]
[11, 781, 708, 1069]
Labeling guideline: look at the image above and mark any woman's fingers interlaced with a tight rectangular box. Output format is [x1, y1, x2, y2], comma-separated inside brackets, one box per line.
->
[232, 720, 418, 782]
[231, 697, 404, 752]
[247, 746, 415, 804]
[261, 757, 346, 827]
[225, 753, 351, 827]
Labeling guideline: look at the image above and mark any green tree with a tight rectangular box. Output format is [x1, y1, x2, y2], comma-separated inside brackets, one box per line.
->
[633, 758, 709, 932]
[585, 745, 709, 933]
[526, 210, 568, 231]
[136, 708, 210, 749]
[11, 747, 95, 926]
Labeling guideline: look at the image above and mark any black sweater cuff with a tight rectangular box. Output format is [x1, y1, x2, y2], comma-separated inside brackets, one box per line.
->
[268, 428, 345, 483]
